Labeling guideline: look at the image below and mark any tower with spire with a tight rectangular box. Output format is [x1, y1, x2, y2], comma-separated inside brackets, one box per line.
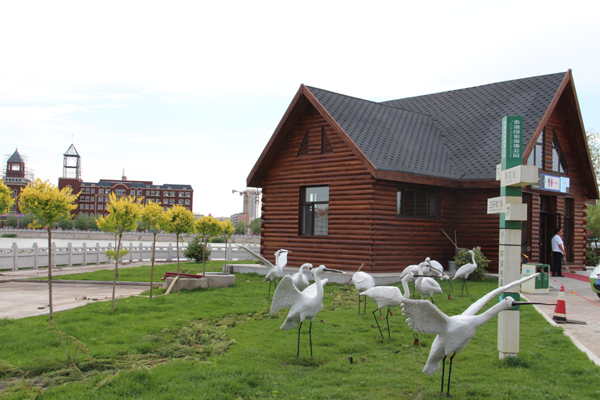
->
[2, 149, 33, 214]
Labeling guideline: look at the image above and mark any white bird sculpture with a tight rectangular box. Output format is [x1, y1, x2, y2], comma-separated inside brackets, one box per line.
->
[415, 262, 443, 303]
[401, 273, 543, 396]
[239, 245, 290, 298]
[453, 250, 478, 295]
[291, 263, 311, 291]
[359, 273, 413, 339]
[346, 264, 375, 314]
[270, 264, 344, 358]
[426, 257, 455, 292]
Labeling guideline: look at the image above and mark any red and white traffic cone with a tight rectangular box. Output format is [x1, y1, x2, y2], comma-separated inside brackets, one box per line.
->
[552, 286, 567, 323]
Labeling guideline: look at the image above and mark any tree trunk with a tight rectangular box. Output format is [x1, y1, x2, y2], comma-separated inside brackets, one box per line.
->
[176, 234, 181, 296]
[202, 237, 207, 279]
[48, 227, 54, 326]
[150, 232, 157, 299]
[112, 232, 122, 311]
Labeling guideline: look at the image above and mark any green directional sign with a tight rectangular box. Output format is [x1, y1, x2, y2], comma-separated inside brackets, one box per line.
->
[500, 116, 523, 229]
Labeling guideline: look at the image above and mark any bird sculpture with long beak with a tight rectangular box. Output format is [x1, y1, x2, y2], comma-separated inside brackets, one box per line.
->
[271, 265, 344, 358]
[359, 272, 412, 339]
[239, 245, 290, 299]
[415, 262, 443, 303]
[402, 273, 548, 396]
[453, 249, 477, 296]
[346, 264, 375, 314]
[291, 263, 311, 291]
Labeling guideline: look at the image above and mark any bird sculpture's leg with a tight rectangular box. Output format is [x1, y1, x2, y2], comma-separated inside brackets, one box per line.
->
[372, 308, 384, 339]
[385, 309, 391, 339]
[363, 295, 367, 314]
[267, 280, 273, 299]
[440, 355, 447, 395]
[430, 295, 435, 304]
[461, 278, 469, 296]
[447, 352, 456, 396]
[297, 322, 303, 358]
[309, 321, 313, 358]
[357, 295, 361, 315]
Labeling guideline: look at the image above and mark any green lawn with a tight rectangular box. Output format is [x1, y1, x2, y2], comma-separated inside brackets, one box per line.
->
[2, 263, 600, 399]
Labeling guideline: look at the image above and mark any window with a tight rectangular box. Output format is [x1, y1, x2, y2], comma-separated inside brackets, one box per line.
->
[298, 129, 309, 156]
[397, 187, 439, 219]
[106, 189, 110, 194]
[321, 127, 333, 153]
[98, 196, 103, 202]
[91, 189, 95, 194]
[170, 199, 175, 204]
[300, 186, 329, 236]
[99, 189, 104, 194]
[170, 191, 175, 196]
[116, 189, 126, 195]
[185, 200, 190, 205]
[90, 205, 95, 210]
[552, 130, 567, 173]
[98, 204, 103, 210]
[137, 190, 142, 195]
[527, 130, 544, 168]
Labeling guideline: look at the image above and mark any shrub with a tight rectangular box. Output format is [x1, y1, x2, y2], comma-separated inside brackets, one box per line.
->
[453, 247, 489, 281]
[184, 236, 211, 263]
[211, 237, 225, 243]
[585, 249, 600, 266]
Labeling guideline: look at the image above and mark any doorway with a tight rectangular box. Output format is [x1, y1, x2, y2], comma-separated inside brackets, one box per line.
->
[539, 195, 560, 265]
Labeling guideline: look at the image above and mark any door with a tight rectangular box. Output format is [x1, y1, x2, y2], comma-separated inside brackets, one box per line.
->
[539, 195, 560, 265]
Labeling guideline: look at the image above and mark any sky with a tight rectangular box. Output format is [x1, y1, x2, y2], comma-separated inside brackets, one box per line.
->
[1, 1, 599, 217]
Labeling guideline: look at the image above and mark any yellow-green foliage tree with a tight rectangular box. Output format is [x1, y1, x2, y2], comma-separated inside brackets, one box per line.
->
[220, 219, 235, 261]
[18, 179, 78, 325]
[196, 215, 222, 278]
[97, 193, 141, 310]
[141, 201, 168, 298]
[0, 179, 15, 215]
[164, 205, 195, 296]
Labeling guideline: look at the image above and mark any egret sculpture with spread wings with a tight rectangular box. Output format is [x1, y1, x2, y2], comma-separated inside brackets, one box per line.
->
[271, 265, 343, 358]
[415, 262, 443, 303]
[402, 273, 544, 396]
[239, 245, 290, 298]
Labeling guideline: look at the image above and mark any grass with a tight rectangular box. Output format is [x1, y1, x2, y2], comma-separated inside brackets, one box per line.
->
[1, 234, 17, 238]
[2, 264, 600, 399]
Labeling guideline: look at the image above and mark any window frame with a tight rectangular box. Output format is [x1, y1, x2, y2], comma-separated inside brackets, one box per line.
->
[299, 186, 329, 236]
[397, 186, 440, 219]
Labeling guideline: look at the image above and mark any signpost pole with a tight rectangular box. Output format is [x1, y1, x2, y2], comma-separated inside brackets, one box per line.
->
[498, 115, 524, 359]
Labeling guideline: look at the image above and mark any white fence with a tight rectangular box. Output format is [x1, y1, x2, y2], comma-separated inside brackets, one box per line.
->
[0, 242, 261, 271]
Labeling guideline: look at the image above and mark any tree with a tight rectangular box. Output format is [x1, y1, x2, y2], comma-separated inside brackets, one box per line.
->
[20, 213, 35, 228]
[96, 193, 141, 310]
[250, 218, 261, 235]
[18, 179, 78, 325]
[140, 201, 168, 299]
[4, 215, 18, 227]
[0, 179, 14, 215]
[195, 215, 222, 278]
[219, 219, 235, 260]
[585, 131, 600, 241]
[234, 221, 247, 234]
[164, 205, 195, 296]
[74, 213, 90, 230]
[57, 217, 73, 230]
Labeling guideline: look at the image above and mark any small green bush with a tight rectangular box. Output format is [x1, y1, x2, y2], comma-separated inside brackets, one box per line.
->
[585, 249, 600, 266]
[1, 233, 17, 238]
[211, 237, 225, 243]
[453, 247, 489, 281]
[184, 236, 211, 263]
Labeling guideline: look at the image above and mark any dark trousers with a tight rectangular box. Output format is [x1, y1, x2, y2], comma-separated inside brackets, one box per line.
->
[552, 252, 563, 276]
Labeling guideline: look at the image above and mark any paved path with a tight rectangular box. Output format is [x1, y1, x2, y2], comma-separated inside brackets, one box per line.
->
[522, 272, 600, 366]
[0, 262, 154, 319]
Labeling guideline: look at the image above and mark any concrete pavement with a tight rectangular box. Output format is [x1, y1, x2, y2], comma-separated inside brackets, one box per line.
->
[0, 261, 156, 319]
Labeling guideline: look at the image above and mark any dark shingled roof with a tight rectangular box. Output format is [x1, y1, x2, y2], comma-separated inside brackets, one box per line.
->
[8, 149, 24, 163]
[306, 72, 567, 181]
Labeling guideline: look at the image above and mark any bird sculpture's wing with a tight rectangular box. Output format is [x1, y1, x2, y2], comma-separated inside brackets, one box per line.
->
[238, 245, 274, 269]
[270, 276, 301, 315]
[462, 273, 540, 316]
[401, 298, 450, 335]
[360, 286, 400, 302]
[400, 265, 419, 278]
[352, 271, 372, 284]
[300, 278, 328, 299]
[453, 263, 475, 280]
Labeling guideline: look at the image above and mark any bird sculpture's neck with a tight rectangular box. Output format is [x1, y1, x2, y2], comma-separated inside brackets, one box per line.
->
[471, 299, 514, 327]
[470, 251, 476, 264]
[401, 273, 412, 298]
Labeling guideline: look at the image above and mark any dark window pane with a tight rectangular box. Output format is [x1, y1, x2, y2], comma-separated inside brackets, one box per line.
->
[428, 192, 437, 217]
[416, 189, 427, 217]
[314, 204, 329, 235]
[404, 189, 415, 216]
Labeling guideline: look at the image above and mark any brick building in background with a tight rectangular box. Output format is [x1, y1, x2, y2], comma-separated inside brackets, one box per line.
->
[57, 144, 193, 217]
[2, 149, 34, 215]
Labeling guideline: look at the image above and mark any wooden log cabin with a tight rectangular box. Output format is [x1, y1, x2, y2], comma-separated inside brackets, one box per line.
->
[246, 70, 598, 273]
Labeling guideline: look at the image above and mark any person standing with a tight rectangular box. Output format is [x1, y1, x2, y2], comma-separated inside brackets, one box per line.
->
[551, 228, 565, 277]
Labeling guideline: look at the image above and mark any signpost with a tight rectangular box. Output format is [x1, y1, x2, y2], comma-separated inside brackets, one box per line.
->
[487, 116, 538, 359]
